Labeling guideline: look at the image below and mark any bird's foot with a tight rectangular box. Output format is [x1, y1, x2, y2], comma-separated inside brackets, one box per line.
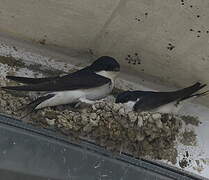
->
[79, 98, 96, 104]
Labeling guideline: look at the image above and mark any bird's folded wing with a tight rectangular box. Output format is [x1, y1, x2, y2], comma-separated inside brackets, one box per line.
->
[6, 75, 60, 84]
[133, 82, 206, 111]
[2, 71, 111, 91]
[133, 92, 179, 111]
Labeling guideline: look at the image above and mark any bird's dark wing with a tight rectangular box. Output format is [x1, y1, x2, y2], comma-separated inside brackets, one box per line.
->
[2, 71, 111, 91]
[133, 92, 178, 112]
[6, 75, 60, 84]
[133, 82, 206, 112]
[6, 66, 91, 84]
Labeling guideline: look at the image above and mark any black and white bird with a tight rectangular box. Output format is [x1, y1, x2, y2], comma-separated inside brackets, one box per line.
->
[115, 82, 208, 113]
[2, 56, 120, 111]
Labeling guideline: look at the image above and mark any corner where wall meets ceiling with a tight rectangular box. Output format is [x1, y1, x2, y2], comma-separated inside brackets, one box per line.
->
[0, 0, 208, 103]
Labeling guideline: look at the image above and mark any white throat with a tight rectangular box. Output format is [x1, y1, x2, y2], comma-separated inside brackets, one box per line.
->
[124, 101, 136, 110]
[96, 70, 119, 82]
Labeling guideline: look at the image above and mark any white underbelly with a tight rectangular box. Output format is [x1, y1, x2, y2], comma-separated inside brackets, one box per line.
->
[85, 82, 113, 100]
[124, 101, 136, 112]
[35, 90, 84, 109]
[35, 82, 113, 109]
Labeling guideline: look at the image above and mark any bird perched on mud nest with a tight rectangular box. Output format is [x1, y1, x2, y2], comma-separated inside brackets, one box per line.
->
[2, 56, 120, 114]
[116, 82, 208, 113]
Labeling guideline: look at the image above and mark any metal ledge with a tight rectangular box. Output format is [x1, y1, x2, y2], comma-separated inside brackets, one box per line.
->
[0, 114, 206, 180]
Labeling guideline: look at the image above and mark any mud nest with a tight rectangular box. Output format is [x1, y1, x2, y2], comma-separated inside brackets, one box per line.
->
[0, 89, 183, 164]
[53, 102, 182, 163]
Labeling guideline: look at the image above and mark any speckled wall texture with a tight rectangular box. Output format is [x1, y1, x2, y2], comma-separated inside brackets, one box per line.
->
[0, 0, 209, 88]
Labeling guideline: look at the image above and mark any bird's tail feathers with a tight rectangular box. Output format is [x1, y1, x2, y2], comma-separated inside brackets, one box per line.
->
[180, 89, 209, 102]
[6, 75, 58, 84]
[18, 94, 55, 119]
[176, 82, 206, 98]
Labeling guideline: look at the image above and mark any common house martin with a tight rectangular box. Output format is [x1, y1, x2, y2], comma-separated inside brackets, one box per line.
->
[2, 56, 120, 111]
[116, 82, 208, 113]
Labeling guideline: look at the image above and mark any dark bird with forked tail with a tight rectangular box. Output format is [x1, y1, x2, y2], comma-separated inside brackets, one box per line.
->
[2, 56, 120, 112]
[116, 82, 208, 113]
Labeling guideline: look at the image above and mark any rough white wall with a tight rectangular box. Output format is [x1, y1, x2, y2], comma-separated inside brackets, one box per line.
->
[93, 0, 209, 87]
[0, 0, 209, 90]
[0, 0, 120, 50]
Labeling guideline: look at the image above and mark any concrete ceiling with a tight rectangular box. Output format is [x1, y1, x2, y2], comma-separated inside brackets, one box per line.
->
[0, 0, 209, 90]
